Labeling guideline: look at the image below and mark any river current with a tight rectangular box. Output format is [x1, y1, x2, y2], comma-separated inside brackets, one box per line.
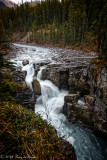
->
[11, 43, 107, 160]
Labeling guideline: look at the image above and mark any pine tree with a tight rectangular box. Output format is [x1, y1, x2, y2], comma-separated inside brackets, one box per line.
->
[52, 16, 56, 44]
[0, 19, 8, 43]
[8, 19, 13, 41]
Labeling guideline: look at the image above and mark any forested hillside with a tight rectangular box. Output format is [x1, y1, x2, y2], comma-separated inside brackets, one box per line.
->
[0, 0, 107, 58]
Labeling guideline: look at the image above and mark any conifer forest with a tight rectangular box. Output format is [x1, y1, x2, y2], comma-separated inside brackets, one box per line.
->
[0, 0, 107, 58]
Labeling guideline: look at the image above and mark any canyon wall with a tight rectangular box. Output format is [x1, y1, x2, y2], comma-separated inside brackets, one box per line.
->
[41, 61, 107, 138]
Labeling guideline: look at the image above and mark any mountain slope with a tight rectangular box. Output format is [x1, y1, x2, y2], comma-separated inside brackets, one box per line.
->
[0, 0, 16, 8]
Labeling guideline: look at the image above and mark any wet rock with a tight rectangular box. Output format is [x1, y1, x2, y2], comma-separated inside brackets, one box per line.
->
[11, 69, 26, 84]
[63, 94, 79, 120]
[64, 94, 80, 104]
[12, 69, 35, 110]
[63, 94, 92, 125]
[63, 63, 107, 139]
[15, 85, 35, 110]
[22, 60, 29, 66]
[42, 67, 69, 90]
[33, 77, 41, 95]
[58, 139, 77, 160]
[73, 104, 91, 123]
[32, 48, 36, 51]
[84, 95, 95, 107]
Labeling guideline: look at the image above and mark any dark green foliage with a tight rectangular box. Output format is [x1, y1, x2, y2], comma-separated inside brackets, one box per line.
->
[0, 19, 8, 43]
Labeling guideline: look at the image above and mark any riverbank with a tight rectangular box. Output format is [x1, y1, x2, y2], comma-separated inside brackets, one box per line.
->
[5, 42, 98, 62]
[12, 31, 98, 53]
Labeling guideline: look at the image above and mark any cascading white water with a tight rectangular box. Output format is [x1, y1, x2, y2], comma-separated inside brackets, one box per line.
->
[22, 64, 34, 90]
[11, 43, 107, 160]
[35, 67, 107, 160]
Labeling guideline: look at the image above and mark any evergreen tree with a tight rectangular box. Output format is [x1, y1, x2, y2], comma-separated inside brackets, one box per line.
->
[0, 19, 8, 43]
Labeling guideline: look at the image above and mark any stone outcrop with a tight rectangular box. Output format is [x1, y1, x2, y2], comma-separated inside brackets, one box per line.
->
[11, 68, 35, 110]
[87, 66, 107, 137]
[63, 64, 107, 139]
[15, 83, 35, 110]
[63, 94, 92, 126]
[42, 67, 69, 90]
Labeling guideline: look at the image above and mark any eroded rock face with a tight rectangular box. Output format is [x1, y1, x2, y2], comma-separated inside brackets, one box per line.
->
[42, 63, 90, 93]
[42, 67, 69, 90]
[63, 65, 107, 139]
[88, 66, 107, 137]
[41, 56, 107, 138]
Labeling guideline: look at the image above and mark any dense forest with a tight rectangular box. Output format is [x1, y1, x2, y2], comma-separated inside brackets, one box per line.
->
[0, 0, 107, 58]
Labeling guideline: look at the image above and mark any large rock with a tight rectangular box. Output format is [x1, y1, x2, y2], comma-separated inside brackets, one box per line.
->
[33, 77, 41, 95]
[42, 67, 69, 90]
[22, 60, 29, 66]
[63, 94, 79, 120]
[63, 94, 92, 125]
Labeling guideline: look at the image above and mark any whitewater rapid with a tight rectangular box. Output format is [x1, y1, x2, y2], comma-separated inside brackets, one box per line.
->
[11, 43, 107, 160]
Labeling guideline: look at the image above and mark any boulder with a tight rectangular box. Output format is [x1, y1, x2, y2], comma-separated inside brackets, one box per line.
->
[33, 77, 41, 95]
[63, 94, 79, 119]
[73, 104, 91, 123]
[22, 60, 29, 66]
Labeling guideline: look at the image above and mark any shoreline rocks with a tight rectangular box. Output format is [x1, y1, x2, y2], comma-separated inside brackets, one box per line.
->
[11, 68, 35, 110]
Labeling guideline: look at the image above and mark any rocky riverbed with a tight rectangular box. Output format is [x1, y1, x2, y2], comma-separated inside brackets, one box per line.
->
[9, 43, 107, 139]
[9, 43, 107, 160]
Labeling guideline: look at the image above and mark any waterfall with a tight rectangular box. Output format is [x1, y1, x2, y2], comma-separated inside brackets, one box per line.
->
[35, 66, 107, 160]
[37, 66, 46, 80]
[22, 63, 34, 90]
[11, 43, 107, 160]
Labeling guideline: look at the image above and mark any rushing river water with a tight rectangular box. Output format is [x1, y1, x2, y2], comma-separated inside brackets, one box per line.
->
[11, 43, 107, 160]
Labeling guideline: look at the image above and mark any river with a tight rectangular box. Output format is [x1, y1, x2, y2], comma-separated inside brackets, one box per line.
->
[11, 43, 107, 160]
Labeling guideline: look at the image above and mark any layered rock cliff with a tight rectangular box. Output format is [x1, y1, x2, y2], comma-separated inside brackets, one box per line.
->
[41, 58, 107, 139]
